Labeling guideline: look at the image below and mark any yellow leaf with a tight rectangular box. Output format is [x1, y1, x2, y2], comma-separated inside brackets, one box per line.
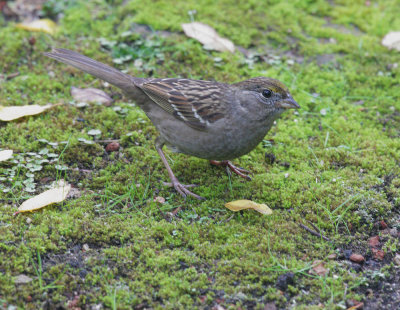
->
[17, 180, 71, 213]
[0, 104, 55, 121]
[16, 19, 58, 35]
[0, 150, 13, 162]
[225, 200, 273, 215]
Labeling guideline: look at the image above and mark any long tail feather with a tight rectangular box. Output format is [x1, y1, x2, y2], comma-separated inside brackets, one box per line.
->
[43, 48, 137, 92]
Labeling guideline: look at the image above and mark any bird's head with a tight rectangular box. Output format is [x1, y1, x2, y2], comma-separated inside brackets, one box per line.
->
[233, 77, 299, 121]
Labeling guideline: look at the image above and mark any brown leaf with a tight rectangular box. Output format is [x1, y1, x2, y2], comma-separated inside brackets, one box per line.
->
[71, 87, 112, 105]
[310, 260, 328, 276]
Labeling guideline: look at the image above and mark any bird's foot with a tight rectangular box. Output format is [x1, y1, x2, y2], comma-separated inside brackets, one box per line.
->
[163, 179, 205, 200]
[210, 160, 252, 181]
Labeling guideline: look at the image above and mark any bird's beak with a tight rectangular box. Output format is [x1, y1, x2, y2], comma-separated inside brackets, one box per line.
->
[277, 97, 300, 109]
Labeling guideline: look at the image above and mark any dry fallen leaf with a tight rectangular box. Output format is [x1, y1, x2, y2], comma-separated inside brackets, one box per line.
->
[0, 104, 55, 121]
[0, 150, 13, 162]
[71, 87, 112, 104]
[182, 22, 235, 53]
[17, 180, 71, 213]
[309, 260, 329, 276]
[382, 31, 400, 51]
[16, 19, 58, 35]
[225, 200, 273, 215]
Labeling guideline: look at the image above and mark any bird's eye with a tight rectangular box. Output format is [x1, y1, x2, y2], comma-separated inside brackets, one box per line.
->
[262, 89, 272, 98]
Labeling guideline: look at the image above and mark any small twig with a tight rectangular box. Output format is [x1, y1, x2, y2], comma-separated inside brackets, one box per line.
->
[298, 223, 330, 242]
[71, 168, 92, 174]
[6, 72, 20, 80]
[171, 206, 182, 216]
[218, 213, 235, 224]
[307, 220, 321, 233]
[95, 139, 120, 144]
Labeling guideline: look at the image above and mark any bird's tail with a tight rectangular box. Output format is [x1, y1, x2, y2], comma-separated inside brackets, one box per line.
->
[43, 48, 137, 92]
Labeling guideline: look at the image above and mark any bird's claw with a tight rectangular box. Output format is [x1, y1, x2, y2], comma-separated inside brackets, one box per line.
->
[163, 180, 205, 200]
[210, 160, 252, 181]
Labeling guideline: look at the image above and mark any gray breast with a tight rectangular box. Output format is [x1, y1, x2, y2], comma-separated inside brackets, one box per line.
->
[156, 110, 279, 160]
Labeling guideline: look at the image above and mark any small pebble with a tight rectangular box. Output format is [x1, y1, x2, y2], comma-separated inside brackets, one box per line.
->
[327, 253, 337, 260]
[350, 253, 364, 263]
[26, 217, 32, 224]
[264, 303, 277, 310]
[372, 248, 384, 260]
[379, 220, 388, 229]
[381, 228, 390, 235]
[154, 196, 165, 204]
[105, 142, 120, 152]
[265, 153, 276, 165]
[368, 236, 380, 248]
[344, 249, 352, 259]
[275, 272, 294, 291]
[14, 274, 32, 284]
[394, 254, 400, 266]
[350, 263, 363, 272]
[28, 37, 36, 46]
[389, 228, 398, 237]
[82, 244, 90, 251]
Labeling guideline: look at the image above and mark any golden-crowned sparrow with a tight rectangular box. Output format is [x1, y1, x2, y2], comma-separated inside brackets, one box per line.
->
[44, 48, 299, 200]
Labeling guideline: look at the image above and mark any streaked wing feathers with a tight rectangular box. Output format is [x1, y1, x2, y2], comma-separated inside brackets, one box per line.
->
[141, 79, 226, 131]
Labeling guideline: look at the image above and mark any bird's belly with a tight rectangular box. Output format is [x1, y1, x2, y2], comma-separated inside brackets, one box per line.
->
[158, 119, 271, 161]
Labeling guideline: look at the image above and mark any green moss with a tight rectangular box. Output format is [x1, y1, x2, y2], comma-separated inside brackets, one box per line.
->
[1, 0, 399, 308]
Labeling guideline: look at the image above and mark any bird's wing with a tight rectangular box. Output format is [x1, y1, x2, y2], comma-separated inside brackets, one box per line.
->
[140, 78, 227, 131]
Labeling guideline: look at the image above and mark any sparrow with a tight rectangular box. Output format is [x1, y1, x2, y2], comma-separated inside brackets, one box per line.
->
[44, 48, 299, 200]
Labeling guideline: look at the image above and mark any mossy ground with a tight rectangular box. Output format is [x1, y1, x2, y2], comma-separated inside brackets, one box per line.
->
[1, 0, 399, 309]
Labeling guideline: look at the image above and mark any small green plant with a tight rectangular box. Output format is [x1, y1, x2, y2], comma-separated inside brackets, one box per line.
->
[316, 193, 362, 234]
[40, 0, 79, 20]
[31, 251, 64, 291]
[106, 286, 118, 310]
[98, 31, 167, 73]
[95, 172, 152, 216]
[265, 236, 313, 277]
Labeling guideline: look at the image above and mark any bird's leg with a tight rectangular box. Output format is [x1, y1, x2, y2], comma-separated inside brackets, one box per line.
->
[156, 138, 205, 200]
[210, 160, 252, 181]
